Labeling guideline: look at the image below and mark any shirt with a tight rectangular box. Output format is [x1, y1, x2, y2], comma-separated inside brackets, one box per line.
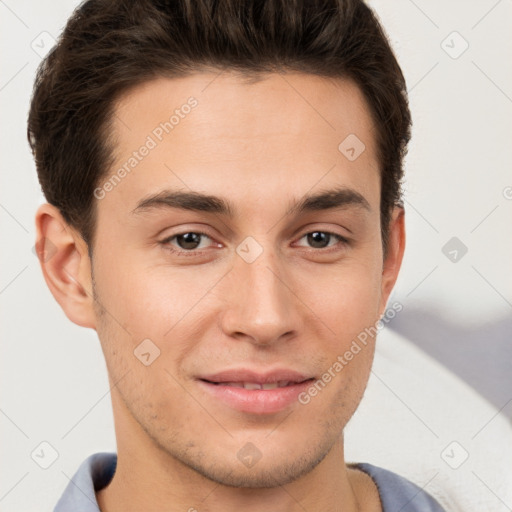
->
[54, 452, 446, 511]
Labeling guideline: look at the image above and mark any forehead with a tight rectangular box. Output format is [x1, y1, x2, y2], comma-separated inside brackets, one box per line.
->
[102, 71, 380, 216]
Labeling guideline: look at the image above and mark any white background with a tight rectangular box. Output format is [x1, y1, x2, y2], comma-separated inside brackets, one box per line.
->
[1, 1, 511, 511]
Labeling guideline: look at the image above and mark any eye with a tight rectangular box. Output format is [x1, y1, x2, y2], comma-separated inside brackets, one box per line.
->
[295, 231, 347, 249]
[160, 230, 347, 255]
[162, 232, 215, 252]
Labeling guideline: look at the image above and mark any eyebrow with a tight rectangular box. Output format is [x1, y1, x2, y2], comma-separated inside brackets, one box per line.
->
[131, 186, 370, 217]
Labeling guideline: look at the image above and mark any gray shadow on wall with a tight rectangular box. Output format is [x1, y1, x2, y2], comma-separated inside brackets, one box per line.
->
[387, 307, 512, 422]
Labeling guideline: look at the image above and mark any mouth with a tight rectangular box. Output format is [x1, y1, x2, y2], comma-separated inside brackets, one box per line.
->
[201, 380, 307, 390]
[196, 369, 315, 414]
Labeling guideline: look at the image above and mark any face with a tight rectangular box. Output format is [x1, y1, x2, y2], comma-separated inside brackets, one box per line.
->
[79, 72, 403, 487]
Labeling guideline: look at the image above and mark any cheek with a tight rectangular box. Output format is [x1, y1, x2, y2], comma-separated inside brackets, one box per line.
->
[297, 260, 382, 341]
[294, 260, 381, 404]
[92, 255, 222, 397]
[94, 252, 215, 339]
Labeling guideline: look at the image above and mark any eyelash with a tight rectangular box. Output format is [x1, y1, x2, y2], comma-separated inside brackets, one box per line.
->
[160, 230, 350, 256]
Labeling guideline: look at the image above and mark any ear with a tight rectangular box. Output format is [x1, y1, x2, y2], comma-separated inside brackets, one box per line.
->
[378, 206, 406, 316]
[34, 203, 96, 329]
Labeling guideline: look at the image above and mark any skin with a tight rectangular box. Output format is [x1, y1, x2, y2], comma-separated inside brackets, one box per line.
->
[35, 71, 405, 512]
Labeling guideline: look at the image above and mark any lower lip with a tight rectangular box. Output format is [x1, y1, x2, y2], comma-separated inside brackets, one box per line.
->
[197, 379, 314, 414]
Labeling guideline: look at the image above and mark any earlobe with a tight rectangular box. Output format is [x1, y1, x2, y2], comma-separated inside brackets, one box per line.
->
[35, 203, 96, 329]
[379, 207, 406, 315]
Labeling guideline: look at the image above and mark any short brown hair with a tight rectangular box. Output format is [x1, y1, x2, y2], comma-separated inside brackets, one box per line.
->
[27, 0, 411, 254]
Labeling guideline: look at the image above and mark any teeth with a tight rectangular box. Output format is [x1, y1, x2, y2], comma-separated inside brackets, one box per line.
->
[223, 382, 244, 388]
[220, 381, 292, 389]
[244, 382, 262, 390]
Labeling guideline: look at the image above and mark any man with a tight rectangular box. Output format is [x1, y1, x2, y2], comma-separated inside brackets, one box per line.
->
[28, 0, 446, 510]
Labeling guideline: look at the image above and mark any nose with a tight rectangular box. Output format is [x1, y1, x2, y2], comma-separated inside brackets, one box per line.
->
[219, 246, 302, 347]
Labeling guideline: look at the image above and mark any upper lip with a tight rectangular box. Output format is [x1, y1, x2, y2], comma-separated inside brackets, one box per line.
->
[198, 368, 313, 384]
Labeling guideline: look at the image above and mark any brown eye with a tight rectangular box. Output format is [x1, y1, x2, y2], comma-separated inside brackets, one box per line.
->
[307, 232, 331, 248]
[162, 232, 214, 252]
[176, 232, 203, 250]
[296, 231, 346, 249]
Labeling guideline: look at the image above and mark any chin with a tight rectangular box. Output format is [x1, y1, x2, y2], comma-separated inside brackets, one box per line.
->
[181, 443, 331, 489]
